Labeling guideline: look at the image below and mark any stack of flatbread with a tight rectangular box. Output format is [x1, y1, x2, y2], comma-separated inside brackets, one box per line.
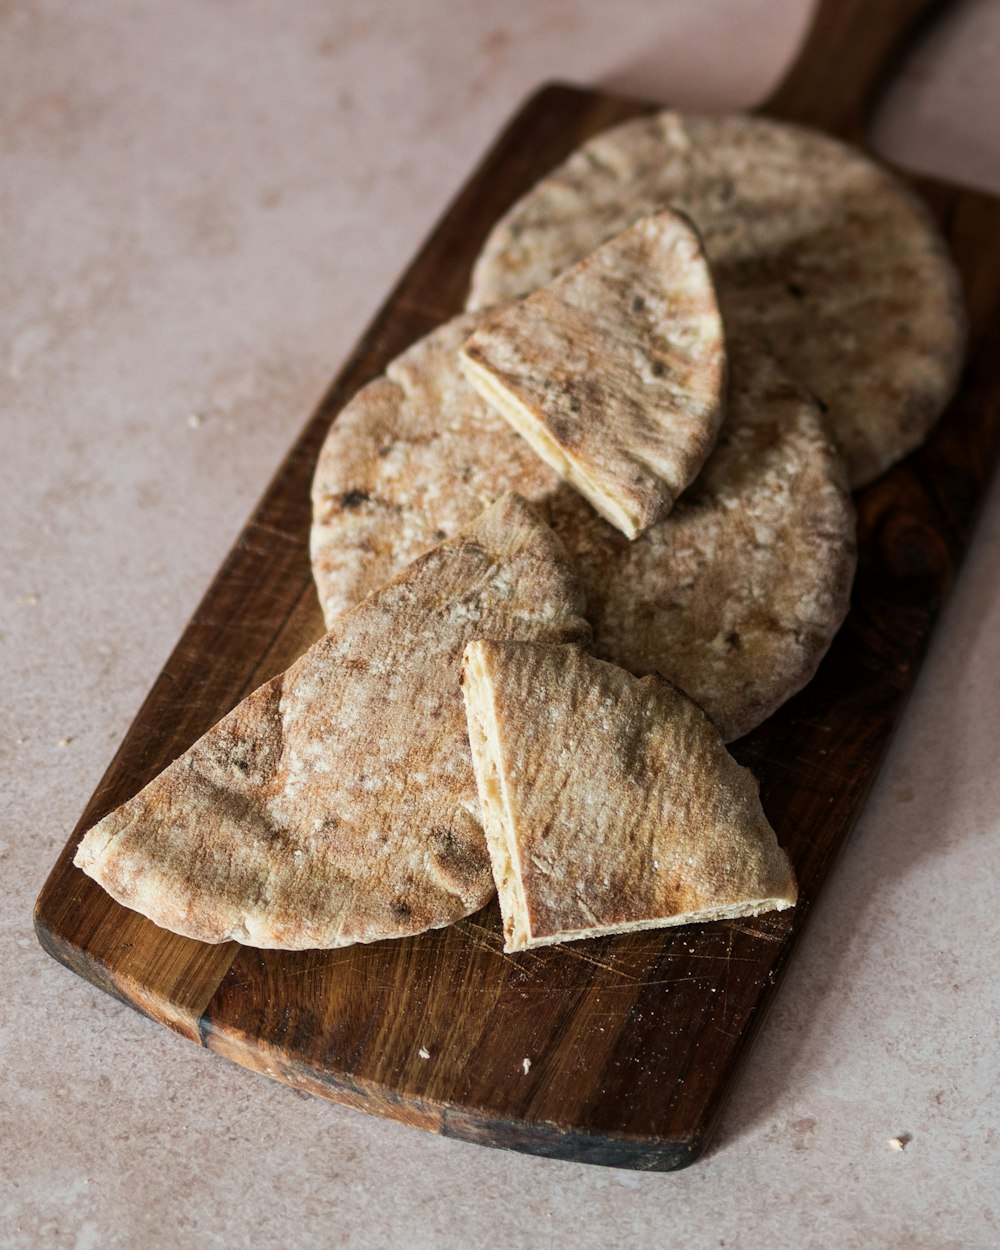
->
[78, 107, 964, 953]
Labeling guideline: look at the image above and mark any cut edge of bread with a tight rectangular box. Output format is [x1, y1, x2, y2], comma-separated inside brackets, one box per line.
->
[462, 640, 535, 951]
[459, 348, 649, 540]
[498, 895, 796, 953]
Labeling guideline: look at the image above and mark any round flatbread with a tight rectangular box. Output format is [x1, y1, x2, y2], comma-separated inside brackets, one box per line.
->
[311, 314, 856, 741]
[467, 111, 965, 488]
[460, 209, 727, 539]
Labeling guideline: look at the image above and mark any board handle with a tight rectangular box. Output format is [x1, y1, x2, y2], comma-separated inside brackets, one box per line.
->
[762, 0, 949, 142]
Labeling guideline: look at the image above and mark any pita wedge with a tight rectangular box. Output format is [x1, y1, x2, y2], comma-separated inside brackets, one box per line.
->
[468, 111, 966, 488]
[311, 313, 855, 741]
[462, 641, 797, 952]
[74, 494, 589, 949]
[460, 210, 726, 539]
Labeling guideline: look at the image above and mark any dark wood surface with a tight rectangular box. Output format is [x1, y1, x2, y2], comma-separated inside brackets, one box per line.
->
[34, 0, 1000, 1169]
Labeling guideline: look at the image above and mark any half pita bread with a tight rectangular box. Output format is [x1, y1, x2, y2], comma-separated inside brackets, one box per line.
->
[311, 313, 855, 741]
[462, 641, 797, 952]
[74, 493, 590, 949]
[467, 111, 965, 488]
[460, 210, 726, 538]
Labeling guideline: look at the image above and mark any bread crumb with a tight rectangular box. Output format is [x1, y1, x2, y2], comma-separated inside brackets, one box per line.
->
[888, 1134, 911, 1152]
[187, 413, 204, 429]
[418, 1046, 431, 1060]
[17, 593, 39, 605]
[522, 1057, 531, 1074]
[57, 737, 73, 748]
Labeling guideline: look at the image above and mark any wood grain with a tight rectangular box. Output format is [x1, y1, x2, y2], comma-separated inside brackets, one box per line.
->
[35, 0, 1000, 1169]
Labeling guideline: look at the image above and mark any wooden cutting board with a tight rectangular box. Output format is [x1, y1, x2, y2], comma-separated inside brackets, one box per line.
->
[34, 0, 1000, 1170]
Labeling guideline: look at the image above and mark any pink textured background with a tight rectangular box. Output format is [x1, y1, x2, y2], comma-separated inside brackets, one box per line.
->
[3, 1, 998, 1245]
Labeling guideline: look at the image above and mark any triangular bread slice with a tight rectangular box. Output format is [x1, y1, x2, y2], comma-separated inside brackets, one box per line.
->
[459, 209, 726, 539]
[462, 641, 796, 952]
[74, 494, 589, 950]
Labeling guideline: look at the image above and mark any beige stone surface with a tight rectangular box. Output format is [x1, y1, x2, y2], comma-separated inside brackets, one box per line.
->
[2, 1, 998, 1246]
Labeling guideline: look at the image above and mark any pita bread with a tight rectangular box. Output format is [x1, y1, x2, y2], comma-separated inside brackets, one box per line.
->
[311, 314, 855, 741]
[462, 641, 797, 952]
[467, 111, 965, 488]
[460, 210, 726, 538]
[74, 493, 590, 949]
